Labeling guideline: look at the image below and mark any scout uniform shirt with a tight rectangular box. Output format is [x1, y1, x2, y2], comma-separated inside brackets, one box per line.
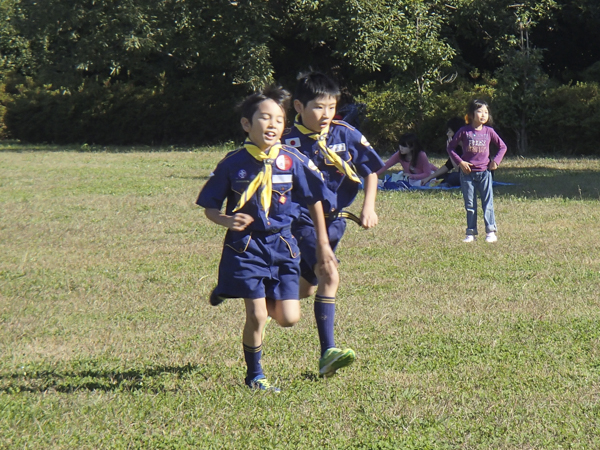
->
[196, 144, 331, 233]
[283, 119, 384, 214]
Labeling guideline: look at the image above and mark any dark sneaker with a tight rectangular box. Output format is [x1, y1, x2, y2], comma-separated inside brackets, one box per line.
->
[246, 375, 280, 393]
[209, 288, 226, 306]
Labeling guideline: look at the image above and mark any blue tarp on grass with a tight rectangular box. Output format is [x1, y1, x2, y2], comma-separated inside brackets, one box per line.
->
[375, 176, 515, 191]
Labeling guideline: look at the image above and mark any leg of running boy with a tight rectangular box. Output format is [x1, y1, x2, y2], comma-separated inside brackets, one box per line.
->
[243, 298, 280, 392]
[300, 255, 355, 377]
[266, 298, 301, 328]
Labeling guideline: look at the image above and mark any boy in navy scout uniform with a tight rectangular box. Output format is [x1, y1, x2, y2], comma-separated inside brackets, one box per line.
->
[284, 71, 384, 377]
[196, 86, 336, 392]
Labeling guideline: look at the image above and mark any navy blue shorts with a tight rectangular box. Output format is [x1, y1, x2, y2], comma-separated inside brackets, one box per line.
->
[293, 217, 346, 286]
[215, 228, 301, 300]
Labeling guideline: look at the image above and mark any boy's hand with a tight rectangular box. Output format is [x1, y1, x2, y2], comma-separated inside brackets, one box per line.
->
[360, 208, 378, 229]
[315, 241, 338, 278]
[488, 160, 498, 171]
[361, 172, 379, 229]
[459, 161, 473, 175]
[228, 213, 254, 231]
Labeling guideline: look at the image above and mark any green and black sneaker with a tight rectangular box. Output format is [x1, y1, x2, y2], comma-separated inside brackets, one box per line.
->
[319, 347, 356, 377]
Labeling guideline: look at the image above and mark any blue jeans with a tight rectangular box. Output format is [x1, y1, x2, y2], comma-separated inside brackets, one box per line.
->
[460, 170, 496, 235]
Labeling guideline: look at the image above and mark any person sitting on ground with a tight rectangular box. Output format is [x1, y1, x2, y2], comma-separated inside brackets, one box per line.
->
[421, 117, 466, 187]
[376, 133, 437, 184]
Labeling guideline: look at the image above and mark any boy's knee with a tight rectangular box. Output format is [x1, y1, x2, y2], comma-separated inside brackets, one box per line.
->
[245, 302, 269, 327]
[247, 313, 268, 330]
[273, 300, 301, 327]
[317, 269, 339, 289]
[278, 314, 300, 328]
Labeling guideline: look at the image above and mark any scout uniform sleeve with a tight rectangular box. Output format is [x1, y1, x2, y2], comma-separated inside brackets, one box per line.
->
[196, 157, 231, 210]
[346, 128, 385, 177]
[286, 147, 334, 209]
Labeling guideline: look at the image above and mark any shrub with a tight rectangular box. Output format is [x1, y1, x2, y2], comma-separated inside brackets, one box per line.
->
[531, 82, 600, 155]
[2, 76, 246, 145]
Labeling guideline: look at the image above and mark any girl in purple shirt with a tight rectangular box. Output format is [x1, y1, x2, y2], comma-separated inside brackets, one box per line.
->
[447, 99, 507, 243]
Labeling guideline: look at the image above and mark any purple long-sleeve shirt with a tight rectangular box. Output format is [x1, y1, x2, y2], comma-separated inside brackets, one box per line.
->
[447, 125, 507, 172]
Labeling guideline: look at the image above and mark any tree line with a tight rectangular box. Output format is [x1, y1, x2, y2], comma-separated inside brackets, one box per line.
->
[1, 0, 599, 154]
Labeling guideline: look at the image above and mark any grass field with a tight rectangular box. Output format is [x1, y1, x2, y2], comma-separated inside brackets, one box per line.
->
[1, 144, 599, 449]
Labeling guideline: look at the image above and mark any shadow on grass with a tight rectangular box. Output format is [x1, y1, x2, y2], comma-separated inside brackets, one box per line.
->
[495, 166, 600, 200]
[409, 166, 600, 200]
[300, 371, 320, 382]
[0, 363, 208, 394]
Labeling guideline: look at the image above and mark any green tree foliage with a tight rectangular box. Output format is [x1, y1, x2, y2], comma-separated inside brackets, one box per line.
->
[304, 1, 457, 146]
[2, 0, 278, 144]
[0, 0, 599, 153]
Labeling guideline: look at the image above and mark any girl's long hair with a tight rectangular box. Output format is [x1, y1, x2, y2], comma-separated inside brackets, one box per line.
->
[397, 133, 424, 164]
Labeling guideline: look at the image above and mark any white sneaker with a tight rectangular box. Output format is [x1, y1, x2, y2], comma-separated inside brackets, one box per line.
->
[463, 235, 476, 243]
[485, 232, 498, 243]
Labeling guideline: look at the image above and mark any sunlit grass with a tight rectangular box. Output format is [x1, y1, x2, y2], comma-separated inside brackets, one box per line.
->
[1, 148, 599, 448]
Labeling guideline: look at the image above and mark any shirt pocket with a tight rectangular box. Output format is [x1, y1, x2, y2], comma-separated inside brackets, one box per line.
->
[231, 178, 251, 197]
[271, 174, 293, 210]
[279, 234, 300, 259]
[224, 232, 252, 253]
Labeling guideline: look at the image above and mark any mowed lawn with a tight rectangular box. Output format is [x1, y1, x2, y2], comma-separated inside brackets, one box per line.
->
[1, 145, 599, 449]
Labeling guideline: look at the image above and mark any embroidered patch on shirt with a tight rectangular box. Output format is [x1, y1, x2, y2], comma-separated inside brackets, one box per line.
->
[360, 135, 371, 147]
[329, 143, 346, 153]
[237, 169, 247, 179]
[285, 138, 301, 147]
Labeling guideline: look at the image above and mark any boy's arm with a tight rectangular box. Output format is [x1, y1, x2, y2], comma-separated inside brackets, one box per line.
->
[307, 201, 337, 277]
[360, 172, 379, 229]
[204, 208, 254, 231]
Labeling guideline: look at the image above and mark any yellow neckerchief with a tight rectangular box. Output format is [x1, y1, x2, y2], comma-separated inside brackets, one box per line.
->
[232, 140, 281, 217]
[294, 115, 360, 182]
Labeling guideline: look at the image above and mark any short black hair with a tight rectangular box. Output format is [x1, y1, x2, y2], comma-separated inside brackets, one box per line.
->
[239, 85, 291, 124]
[467, 99, 494, 126]
[446, 117, 466, 134]
[294, 71, 341, 106]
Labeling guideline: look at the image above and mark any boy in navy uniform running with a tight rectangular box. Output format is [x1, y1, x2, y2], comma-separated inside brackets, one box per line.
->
[197, 86, 335, 392]
[284, 72, 384, 376]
